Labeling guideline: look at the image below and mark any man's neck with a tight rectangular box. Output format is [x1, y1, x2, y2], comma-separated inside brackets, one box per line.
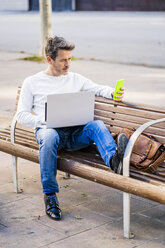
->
[44, 67, 60, 77]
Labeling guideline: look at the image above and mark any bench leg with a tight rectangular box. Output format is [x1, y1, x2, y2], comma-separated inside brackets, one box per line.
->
[123, 192, 134, 238]
[12, 155, 18, 193]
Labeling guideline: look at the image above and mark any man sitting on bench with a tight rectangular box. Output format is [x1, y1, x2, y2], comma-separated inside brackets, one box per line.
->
[16, 36, 128, 221]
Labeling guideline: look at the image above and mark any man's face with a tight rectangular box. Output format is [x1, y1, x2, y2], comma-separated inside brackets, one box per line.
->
[49, 49, 72, 76]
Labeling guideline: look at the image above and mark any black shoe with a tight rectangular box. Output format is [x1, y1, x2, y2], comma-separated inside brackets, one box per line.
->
[111, 133, 129, 174]
[44, 193, 62, 220]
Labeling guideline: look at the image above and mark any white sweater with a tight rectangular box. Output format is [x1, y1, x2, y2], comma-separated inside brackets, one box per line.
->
[16, 71, 114, 129]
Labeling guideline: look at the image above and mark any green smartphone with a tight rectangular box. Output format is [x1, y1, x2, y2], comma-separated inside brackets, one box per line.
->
[113, 79, 124, 100]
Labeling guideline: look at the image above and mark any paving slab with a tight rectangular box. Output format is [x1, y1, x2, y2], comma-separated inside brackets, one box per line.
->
[0, 220, 65, 248]
[138, 204, 165, 224]
[0, 198, 43, 227]
[37, 204, 113, 237]
[47, 213, 165, 248]
[133, 215, 165, 241]
[43, 222, 145, 248]
[80, 190, 159, 219]
[137, 240, 165, 248]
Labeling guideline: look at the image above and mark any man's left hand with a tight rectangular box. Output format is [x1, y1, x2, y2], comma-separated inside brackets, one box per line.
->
[112, 88, 125, 101]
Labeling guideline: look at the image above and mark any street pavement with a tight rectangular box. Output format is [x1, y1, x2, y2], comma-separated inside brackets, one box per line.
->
[0, 10, 165, 248]
[0, 11, 165, 67]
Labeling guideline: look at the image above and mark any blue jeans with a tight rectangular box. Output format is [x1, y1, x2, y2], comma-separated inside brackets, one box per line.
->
[35, 120, 116, 194]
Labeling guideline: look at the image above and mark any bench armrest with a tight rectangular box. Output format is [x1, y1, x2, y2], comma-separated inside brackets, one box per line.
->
[11, 114, 17, 143]
[123, 118, 165, 177]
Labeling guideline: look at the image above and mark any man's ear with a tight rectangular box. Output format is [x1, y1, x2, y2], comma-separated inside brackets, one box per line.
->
[46, 56, 53, 64]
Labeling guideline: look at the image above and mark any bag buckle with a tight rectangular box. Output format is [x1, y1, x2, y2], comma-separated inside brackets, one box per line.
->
[139, 153, 148, 163]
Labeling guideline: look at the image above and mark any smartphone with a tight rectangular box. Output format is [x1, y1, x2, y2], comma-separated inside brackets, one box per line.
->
[113, 79, 124, 100]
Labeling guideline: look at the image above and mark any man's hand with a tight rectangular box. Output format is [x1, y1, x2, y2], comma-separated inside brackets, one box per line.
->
[112, 88, 124, 101]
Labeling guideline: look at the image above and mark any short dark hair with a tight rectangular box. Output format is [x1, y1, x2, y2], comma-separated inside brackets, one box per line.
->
[45, 36, 75, 60]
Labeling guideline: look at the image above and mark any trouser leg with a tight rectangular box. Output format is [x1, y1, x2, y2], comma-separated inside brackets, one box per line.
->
[70, 120, 117, 168]
[35, 128, 60, 194]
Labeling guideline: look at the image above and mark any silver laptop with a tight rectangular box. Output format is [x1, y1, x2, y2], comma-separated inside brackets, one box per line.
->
[45, 91, 95, 128]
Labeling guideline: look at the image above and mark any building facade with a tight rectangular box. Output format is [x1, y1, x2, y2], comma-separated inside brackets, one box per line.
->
[76, 0, 165, 11]
[0, 0, 165, 11]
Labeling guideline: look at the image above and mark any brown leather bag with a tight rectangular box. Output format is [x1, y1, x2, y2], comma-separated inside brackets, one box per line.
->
[118, 128, 165, 173]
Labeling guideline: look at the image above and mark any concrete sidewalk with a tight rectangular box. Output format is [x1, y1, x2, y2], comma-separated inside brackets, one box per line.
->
[0, 52, 165, 248]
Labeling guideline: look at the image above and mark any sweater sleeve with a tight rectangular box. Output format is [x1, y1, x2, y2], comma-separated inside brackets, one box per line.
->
[80, 75, 114, 99]
[16, 79, 44, 129]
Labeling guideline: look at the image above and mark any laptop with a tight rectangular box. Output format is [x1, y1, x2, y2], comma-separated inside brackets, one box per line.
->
[45, 91, 95, 128]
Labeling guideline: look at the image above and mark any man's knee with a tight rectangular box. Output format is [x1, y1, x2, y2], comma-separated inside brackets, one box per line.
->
[36, 129, 60, 148]
[87, 120, 106, 131]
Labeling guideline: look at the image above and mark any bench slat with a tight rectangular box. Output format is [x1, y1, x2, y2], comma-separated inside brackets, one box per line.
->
[94, 109, 165, 129]
[108, 126, 165, 144]
[4, 128, 36, 141]
[95, 103, 165, 121]
[95, 97, 165, 114]
[95, 115, 165, 138]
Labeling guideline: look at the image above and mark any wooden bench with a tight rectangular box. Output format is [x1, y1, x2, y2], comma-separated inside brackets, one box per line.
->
[0, 86, 165, 239]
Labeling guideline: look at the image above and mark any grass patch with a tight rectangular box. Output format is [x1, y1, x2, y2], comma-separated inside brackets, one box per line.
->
[81, 193, 88, 197]
[71, 56, 83, 61]
[20, 55, 83, 63]
[75, 215, 83, 220]
[63, 184, 69, 188]
[20, 54, 45, 63]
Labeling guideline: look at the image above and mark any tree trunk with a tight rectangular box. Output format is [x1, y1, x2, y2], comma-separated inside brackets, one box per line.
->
[39, 0, 52, 57]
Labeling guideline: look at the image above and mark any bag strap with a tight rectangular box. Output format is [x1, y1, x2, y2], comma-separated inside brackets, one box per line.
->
[146, 151, 165, 173]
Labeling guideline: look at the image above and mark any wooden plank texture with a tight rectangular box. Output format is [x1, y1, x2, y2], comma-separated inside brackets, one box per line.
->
[94, 115, 165, 137]
[94, 107, 165, 129]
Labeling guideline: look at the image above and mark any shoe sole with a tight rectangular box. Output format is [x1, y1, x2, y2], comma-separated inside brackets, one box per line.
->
[116, 134, 129, 174]
[117, 134, 129, 159]
[117, 161, 123, 174]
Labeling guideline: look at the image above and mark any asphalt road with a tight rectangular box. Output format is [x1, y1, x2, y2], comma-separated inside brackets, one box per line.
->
[0, 11, 165, 67]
